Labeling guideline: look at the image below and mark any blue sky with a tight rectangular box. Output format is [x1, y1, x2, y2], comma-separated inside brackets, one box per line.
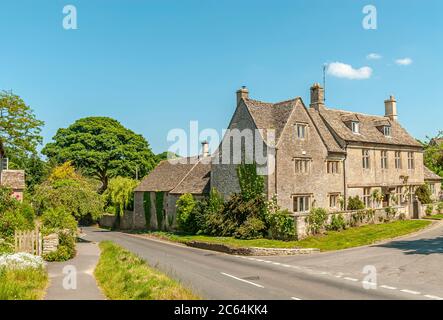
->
[0, 0, 441, 155]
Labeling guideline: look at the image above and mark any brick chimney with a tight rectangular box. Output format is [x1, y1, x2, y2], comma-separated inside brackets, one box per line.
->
[310, 83, 325, 110]
[384, 95, 398, 121]
[236, 86, 249, 105]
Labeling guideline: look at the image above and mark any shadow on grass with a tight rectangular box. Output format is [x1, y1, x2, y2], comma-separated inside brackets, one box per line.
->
[375, 236, 443, 255]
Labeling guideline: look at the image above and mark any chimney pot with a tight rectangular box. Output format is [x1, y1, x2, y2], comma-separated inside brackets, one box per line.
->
[201, 141, 210, 158]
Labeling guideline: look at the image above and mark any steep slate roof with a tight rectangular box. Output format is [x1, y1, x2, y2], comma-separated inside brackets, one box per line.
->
[319, 108, 422, 148]
[424, 166, 442, 181]
[135, 157, 210, 194]
[0, 170, 25, 190]
[307, 108, 344, 153]
[170, 161, 211, 195]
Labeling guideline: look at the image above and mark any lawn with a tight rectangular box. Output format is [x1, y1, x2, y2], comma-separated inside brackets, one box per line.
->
[0, 267, 48, 300]
[95, 241, 199, 300]
[424, 214, 443, 220]
[144, 220, 432, 252]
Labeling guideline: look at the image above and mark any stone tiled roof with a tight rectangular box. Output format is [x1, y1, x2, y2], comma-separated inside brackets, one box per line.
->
[0, 170, 25, 190]
[319, 108, 422, 148]
[135, 157, 210, 194]
[307, 109, 344, 153]
[243, 98, 297, 144]
[424, 166, 442, 181]
[170, 160, 211, 195]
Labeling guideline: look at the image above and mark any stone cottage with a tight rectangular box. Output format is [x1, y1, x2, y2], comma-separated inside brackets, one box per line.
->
[0, 141, 25, 201]
[132, 83, 442, 231]
[133, 147, 211, 230]
[211, 83, 442, 214]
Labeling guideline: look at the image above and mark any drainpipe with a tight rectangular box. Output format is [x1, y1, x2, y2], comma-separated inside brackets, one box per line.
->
[274, 147, 278, 201]
[343, 145, 348, 210]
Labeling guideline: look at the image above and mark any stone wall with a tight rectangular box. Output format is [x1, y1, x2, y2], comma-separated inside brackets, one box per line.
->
[295, 205, 411, 239]
[42, 233, 59, 255]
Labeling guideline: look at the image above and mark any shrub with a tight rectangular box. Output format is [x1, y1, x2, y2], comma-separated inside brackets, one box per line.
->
[41, 207, 78, 235]
[0, 186, 19, 213]
[384, 207, 397, 222]
[415, 185, 432, 204]
[347, 196, 365, 210]
[195, 189, 224, 235]
[43, 231, 76, 262]
[0, 203, 35, 239]
[307, 208, 328, 235]
[234, 217, 266, 240]
[176, 194, 198, 233]
[437, 202, 443, 214]
[266, 209, 296, 240]
[425, 205, 434, 216]
[327, 214, 347, 231]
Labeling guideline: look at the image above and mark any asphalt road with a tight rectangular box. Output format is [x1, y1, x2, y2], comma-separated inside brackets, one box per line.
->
[82, 221, 443, 300]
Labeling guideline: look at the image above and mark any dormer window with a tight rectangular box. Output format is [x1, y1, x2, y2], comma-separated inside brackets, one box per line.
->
[351, 121, 360, 134]
[383, 126, 391, 137]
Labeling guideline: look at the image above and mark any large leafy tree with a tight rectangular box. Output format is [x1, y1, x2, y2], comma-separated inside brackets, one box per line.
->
[0, 91, 44, 160]
[42, 117, 156, 191]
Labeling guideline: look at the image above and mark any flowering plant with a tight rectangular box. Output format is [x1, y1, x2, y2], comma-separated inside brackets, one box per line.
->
[0, 252, 46, 270]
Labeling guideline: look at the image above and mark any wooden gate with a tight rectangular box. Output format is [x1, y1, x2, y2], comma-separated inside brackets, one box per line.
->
[14, 226, 43, 256]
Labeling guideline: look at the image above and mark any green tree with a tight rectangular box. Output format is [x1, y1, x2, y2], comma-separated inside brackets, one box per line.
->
[42, 117, 156, 192]
[155, 151, 179, 163]
[0, 91, 44, 160]
[32, 163, 104, 221]
[176, 193, 197, 233]
[103, 177, 138, 217]
[423, 132, 443, 177]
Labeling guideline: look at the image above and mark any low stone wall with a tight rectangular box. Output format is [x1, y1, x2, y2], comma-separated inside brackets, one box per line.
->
[186, 241, 319, 256]
[99, 211, 146, 230]
[423, 202, 443, 216]
[295, 205, 410, 240]
[42, 233, 59, 255]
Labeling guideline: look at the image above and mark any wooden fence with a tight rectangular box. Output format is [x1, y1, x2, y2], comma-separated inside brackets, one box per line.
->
[14, 226, 43, 256]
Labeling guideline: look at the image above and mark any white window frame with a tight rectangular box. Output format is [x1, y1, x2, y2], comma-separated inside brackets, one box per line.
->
[362, 149, 370, 169]
[351, 121, 360, 134]
[383, 126, 392, 137]
[329, 193, 340, 209]
[408, 152, 415, 170]
[363, 188, 371, 208]
[381, 150, 388, 170]
[327, 161, 340, 174]
[293, 195, 311, 213]
[294, 158, 311, 174]
[395, 151, 402, 169]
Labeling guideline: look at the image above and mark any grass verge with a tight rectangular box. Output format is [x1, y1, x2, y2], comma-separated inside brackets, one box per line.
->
[95, 241, 199, 300]
[424, 214, 443, 220]
[0, 267, 48, 300]
[143, 220, 432, 252]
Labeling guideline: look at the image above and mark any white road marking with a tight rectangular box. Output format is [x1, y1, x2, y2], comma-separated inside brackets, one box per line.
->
[291, 297, 302, 300]
[400, 289, 421, 295]
[221, 272, 265, 288]
[380, 285, 397, 290]
[344, 277, 359, 282]
[424, 294, 443, 300]
[273, 262, 282, 266]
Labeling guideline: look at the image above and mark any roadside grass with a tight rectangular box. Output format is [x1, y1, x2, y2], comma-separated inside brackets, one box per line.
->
[423, 214, 443, 220]
[0, 267, 48, 300]
[94, 241, 199, 300]
[143, 220, 432, 252]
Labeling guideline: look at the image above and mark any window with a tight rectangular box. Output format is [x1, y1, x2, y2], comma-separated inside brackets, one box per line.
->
[363, 188, 371, 208]
[383, 126, 392, 137]
[329, 194, 340, 209]
[293, 195, 311, 213]
[327, 161, 340, 174]
[395, 151, 402, 169]
[362, 149, 370, 169]
[381, 151, 388, 169]
[296, 124, 307, 140]
[407, 152, 415, 170]
[351, 121, 360, 134]
[429, 183, 435, 195]
[295, 158, 311, 174]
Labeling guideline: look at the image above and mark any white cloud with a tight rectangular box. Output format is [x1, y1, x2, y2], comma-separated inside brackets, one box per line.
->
[395, 58, 413, 66]
[367, 53, 382, 60]
[327, 62, 373, 80]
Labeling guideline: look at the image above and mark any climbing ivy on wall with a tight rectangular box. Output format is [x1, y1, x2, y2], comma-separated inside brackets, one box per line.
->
[143, 192, 151, 228]
[155, 191, 165, 230]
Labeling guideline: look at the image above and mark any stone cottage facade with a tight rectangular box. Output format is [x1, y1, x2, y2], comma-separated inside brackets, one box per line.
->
[0, 141, 25, 201]
[211, 83, 442, 214]
[133, 151, 211, 230]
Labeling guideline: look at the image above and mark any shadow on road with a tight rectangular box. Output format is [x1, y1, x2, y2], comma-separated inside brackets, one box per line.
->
[375, 236, 443, 255]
